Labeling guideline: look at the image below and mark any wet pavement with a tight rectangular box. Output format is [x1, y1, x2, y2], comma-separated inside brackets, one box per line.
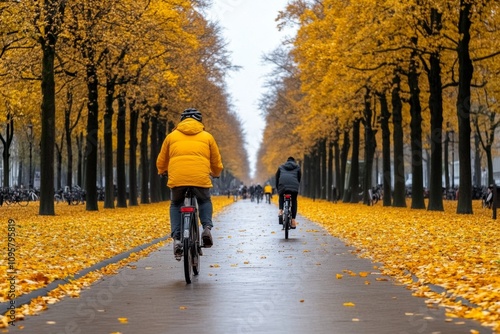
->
[13, 199, 492, 334]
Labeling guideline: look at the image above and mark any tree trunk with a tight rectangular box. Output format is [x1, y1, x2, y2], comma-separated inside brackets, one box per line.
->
[314, 144, 321, 199]
[56, 141, 62, 190]
[320, 138, 327, 199]
[17, 160, 23, 188]
[379, 93, 392, 207]
[149, 112, 160, 203]
[0, 113, 14, 189]
[77, 132, 84, 187]
[456, 0, 473, 214]
[104, 79, 115, 209]
[347, 119, 360, 203]
[426, 8, 444, 210]
[39, 43, 56, 215]
[473, 133, 481, 187]
[327, 139, 334, 201]
[444, 130, 450, 191]
[486, 145, 493, 186]
[362, 90, 376, 206]
[427, 49, 444, 211]
[140, 114, 150, 204]
[158, 119, 169, 201]
[128, 100, 139, 206]
[116, 90, 127, 208]
[339, 128, 350, 200]
[408, 41, 426, 209]
[392, 74, 406, 207]
[85, 63, 99, 211]
[65, 91, 74, 189]
[334, 136, 341, 202]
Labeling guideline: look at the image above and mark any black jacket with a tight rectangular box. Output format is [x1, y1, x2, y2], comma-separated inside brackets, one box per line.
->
[276, 160, 301, 194]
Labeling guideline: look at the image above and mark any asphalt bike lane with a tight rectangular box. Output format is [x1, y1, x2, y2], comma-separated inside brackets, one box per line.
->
[14, 199, 491, 334]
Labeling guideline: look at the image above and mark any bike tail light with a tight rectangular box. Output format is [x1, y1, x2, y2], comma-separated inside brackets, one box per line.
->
[181, 206, 195, 213]
[284, 194, 292, 199]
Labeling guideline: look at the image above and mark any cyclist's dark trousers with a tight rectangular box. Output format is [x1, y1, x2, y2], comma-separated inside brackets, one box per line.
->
[170, 187, 212, 240]
[279, 191, 298, 219]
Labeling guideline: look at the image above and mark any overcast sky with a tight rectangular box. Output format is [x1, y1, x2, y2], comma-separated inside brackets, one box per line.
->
[205, 0, 290, 180]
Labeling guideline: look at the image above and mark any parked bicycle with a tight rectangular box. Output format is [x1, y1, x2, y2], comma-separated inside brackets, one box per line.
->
[371, 185, 383, 205]
[1, 188, 33, 206]
[179, 187, 204, 284]
[54, 186, 86, 205]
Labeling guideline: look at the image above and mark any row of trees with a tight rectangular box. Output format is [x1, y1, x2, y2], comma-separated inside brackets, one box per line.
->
[257, 0, 500, 213]
[0, 0, 249, 215]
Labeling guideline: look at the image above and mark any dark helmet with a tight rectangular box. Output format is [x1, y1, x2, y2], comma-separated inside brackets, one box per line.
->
[180, 108, 202, 122]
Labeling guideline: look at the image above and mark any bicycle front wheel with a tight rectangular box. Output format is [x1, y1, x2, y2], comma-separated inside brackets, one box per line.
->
[183, 238, 193, 284]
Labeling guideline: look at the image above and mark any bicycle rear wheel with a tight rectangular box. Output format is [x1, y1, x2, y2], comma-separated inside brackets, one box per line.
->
[192, 221, 200, 276]
[284, 210, 290, 239]
[192, 243, 200, 276]
[183, 238, 193, 284]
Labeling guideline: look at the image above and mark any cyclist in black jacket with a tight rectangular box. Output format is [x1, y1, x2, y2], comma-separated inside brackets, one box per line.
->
[276, 157, 301, 228]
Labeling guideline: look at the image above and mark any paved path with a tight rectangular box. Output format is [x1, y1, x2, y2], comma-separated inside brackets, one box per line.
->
[14, 199, 491, 334]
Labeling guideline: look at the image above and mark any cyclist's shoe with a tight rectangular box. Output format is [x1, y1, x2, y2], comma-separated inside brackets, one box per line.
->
[173, 239, 182, 261]
[290, 219, 297, 229]
[202, 227, 213, 248]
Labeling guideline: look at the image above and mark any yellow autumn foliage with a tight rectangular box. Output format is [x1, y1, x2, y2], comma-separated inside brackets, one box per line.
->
[299, 197, 500, 332]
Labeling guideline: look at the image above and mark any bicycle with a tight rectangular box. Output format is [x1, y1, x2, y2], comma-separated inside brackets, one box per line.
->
[3, 188, 29, 207]
[179, 187, 203, 284]
[281, 193, 292, 239]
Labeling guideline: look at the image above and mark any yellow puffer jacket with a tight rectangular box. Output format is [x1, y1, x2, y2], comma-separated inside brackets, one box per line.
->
[156, 118, 223, 188]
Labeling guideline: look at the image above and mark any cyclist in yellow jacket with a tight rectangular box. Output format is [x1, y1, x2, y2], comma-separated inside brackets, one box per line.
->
[264, 183, 273, 204]
[157, 108, 223, 259]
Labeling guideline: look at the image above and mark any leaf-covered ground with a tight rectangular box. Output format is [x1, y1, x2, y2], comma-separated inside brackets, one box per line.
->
[0, 197, 233, 327]
[298, 198, 499, 332]
[1, 197, 499, 332]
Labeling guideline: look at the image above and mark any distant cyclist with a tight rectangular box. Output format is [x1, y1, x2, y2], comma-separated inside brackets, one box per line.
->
[157, 108, 223, 259]
[264, 183, 273, 204]
[276, 157, 301, 229]
[255, 184, 264, 202]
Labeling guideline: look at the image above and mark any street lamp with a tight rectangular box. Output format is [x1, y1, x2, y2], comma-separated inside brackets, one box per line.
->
[450, 128, 455, 189]
[27, 123, 33, 189]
